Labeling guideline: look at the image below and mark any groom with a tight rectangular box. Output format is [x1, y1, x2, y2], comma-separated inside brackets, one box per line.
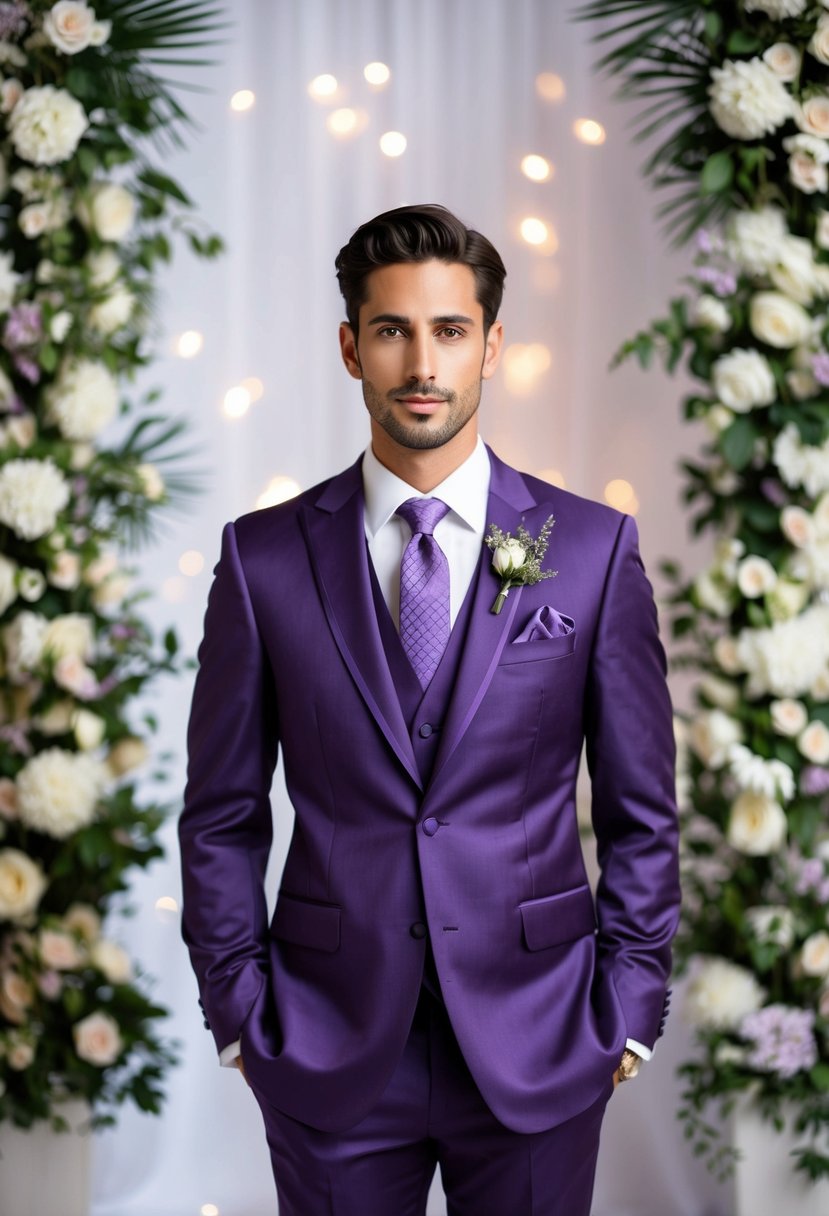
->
[179, 204, 681, 1215]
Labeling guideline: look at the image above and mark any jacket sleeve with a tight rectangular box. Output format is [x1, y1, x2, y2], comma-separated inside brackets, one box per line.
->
[178, 520, 279, 1055]
[583, 511, 681, 1051]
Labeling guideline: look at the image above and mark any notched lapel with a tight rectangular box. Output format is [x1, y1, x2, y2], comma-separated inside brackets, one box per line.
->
[300, 466, 422, 790]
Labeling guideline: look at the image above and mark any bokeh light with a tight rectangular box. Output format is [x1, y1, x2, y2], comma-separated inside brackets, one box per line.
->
[326, 107, 367, 137]
[178, 550, 205, 577]
[574, 118, 606, 145]
[519, 217, 558, 254]
[230, 90, 255, 112]
[161, 576, 187, 603]
[536, 72, 566, 102]
[240, 376, 264, 402]
[223, 386, 251, 419]
[502, 343, 552, 396]
[536, 467, 567, 489]
[256, 476, 302, 509]
[379, 131, 407, 157]
[175, 330, 203, 358]
[364, 62, 391, 86]
[308, 73, 338, 100]
[521, 154, 553, 182]
[604, 478, 639, 514]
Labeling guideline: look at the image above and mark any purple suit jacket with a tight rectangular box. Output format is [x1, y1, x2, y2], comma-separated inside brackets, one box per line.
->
[179, 447, 680, 1134]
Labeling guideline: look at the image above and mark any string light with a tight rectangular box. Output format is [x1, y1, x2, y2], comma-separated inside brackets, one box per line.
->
[379, 130, 407, 157]
[520, 217, 548, 246]
[155, 896, 179, 917]
[604, 478, 638, 513]
[521, 154, 553, 182]
[256, 476, 302, 509]
[223, 386, 251, 419]
[240, 376, 264, 402]
[536, 72, 566, 102]
[175, 330, 203, 358]
[536, 467, 567, 488]
[502, 343, 552, 396]
[161, 576, 186, 603]
[230, 90, 255, 112]
[200, 1206, 220, 1216]
[308, 74, 338, 100]
[178, 550, 205, 577]
[574, 118, 606, 145]
[326, 108, 367, 138]
[364, 62, 391, 86]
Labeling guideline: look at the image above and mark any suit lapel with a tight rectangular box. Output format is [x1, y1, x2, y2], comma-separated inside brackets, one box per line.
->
[300, 459, 422, 790]
[428, 449, 539, 788]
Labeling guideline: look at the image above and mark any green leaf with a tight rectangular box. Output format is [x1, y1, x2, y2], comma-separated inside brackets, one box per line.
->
[810, 1064, 829, 1092]
[719, 417, 757, 471]
[726, 31, 761, 56]
[704, 12, 722, 42]
[700, 151, 733, 195]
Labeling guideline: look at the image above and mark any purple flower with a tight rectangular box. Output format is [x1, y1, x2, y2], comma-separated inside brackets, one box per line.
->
[12, 354, 39, 384]
[794, 856, 826, 895]
[696, 266, 737, 297]
[740, 1005, 818, 1079]
[3, 302, 41, 350]
[109, 623, 137, 641]
[0, 2, 29, 40]
[801, 765, 829, 796]
[760, 478, 787, 506]
[812, 353, 829, 387]
[696, 229, 714, 255]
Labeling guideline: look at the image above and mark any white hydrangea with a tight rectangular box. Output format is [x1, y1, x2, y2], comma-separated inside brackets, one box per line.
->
[727, 207, 787, 275]
[46, 359, 118, 441]
[736, 603, 829, 697]
[688, 709, 743, 769]
[744, 0, 807, 13]
[8, 85, 88, 166]
[746, 905, 795, 949]
[0, 848, 47, 922]
[89, 283, 135, 335]
[726, 742, 795, 801]
[0, 458, 70, 540]
[712, 348, 776, 412]
[3, 610, 46, 680]
[770, 235, 823, 306]
[774, 424, 829, 496]
[16, 748, 106, 839]
[685, 957, 766, 1030]
[708, 58, 793, 141]
[0, 553, 16, 614]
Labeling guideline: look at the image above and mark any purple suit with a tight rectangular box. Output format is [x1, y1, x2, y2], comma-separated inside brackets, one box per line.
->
[179, 447, 680, 1144]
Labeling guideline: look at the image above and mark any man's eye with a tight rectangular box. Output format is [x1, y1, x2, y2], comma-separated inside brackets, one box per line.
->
[378, 326, 402, 338]
[439, 327, 462, 339]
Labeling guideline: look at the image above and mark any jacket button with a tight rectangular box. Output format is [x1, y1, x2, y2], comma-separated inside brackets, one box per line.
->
[410, 922, 427, 939]
[422, 817, 439, 836]
[419, 723, 434, 738]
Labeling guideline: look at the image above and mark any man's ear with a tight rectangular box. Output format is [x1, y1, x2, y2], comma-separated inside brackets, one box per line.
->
[481, 320, 504, 381]
[339, 322, 362, 380]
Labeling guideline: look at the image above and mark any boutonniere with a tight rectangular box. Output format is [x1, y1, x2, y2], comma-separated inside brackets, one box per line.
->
[484, 516, 557, 614]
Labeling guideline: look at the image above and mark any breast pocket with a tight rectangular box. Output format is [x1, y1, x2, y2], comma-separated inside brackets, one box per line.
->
[499, 630, 577, 666]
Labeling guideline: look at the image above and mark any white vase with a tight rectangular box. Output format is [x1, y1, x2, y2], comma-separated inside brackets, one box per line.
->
[732, 1096, 829, 1216]
[0, 1100, 92, 1216]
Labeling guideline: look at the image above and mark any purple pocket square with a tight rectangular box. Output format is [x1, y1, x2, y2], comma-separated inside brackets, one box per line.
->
[513, 605, 575, 644]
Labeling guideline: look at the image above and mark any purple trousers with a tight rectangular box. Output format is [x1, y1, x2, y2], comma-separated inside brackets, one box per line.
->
[251, 987, 613, 1215]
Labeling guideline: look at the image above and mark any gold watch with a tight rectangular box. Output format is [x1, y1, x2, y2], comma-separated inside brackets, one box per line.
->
[617, 1048, 642, 1082]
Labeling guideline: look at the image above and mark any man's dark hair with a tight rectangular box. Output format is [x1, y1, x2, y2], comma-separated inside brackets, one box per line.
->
[335, 203, 506, 337]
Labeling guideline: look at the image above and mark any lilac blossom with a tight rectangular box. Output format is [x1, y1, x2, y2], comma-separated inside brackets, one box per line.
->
[801, 765, 829, 796]
[812, 353, 829, 387]
[0, 2, 29, 40]
[760, 478, 787, 506]
[740, 1005, 818, 1079]
[3, 302, 41, 350]
[696, 266, 738, 297]
[696, 229, 715, 255]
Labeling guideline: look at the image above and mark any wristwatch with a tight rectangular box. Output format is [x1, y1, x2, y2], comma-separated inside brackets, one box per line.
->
[617, 1048, 642, 1082]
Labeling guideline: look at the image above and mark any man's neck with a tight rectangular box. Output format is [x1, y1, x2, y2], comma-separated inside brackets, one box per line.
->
[369, 425, 479, 493]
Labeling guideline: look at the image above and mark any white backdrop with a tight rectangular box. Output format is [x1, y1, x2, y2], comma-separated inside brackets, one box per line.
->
[87, 2, 730, 1213]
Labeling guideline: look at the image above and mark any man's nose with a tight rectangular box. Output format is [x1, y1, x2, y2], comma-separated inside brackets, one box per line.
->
[406, 331, 436, 383]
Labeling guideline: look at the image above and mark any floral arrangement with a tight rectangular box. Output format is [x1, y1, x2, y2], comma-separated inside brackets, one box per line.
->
[0, 0, 223, 1131]
[484, 516, 557, 613]
[578, 0, 829, 1183]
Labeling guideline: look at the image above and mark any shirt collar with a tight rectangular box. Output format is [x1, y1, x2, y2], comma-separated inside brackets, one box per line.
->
[362, 435, 490, 539]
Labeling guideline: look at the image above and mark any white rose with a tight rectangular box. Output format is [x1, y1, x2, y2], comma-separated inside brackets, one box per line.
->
[16, 748, 105, 838]
[712, 348, 776, 411]
[728, 742, 795, 801]
[770, 236, 822, 306]
[89, 283, 135, 335]
[786, 368, 818, 399]
[136, 462, 164, 501]
[0, 458, 69, 540]
[691, 295, 731, 332]
[86, 248, 120, 288]
[8, 85, 88, 166]
[714, 633, 743, 674]
[39, 928, 84, 970]
[73, 1011, 123, 1066]
[43, 2, 98, 55]
[18, 195, 70, 238]
[3, 414, 36, 451]
[0, 971, 34, 1023]
[77, 182, 135, 242]
[790, 151, 829, 193]
[0, 79, 22, 116]
[689, 709, 743, 769]
[737, 604, 829, 696]
[781, 505, 814, 548]
[90, 939, 132, 983]
[0, 251, 20, 313]
[33, 699, 74, 735]
[17, 568, 45, 603]
[0, 849, 47, 922]
[90, 19, 111, 45]
[6, 1034, 34, 1070]
[795, 94, 829, 138]
[73, 708, 105, 751]
[48, 550, 80, 589]
[107, 736, 149, 777]
[801, 931, 829, 977]
[684, 957, 765, 1030]
[749, 292, 813, 348]
[737, 554, 778, 598]
[46, 358, 118, 441]
[812, 668, 829, 700]
[810, 15, 829, 66]
[0, 554, 17, 614]
[770, 698, 809, 736]
[705, 404, 735, 435]
[492, 538, 526, 577]
[746, 905, 795, 949]
[768, 577, 810, 622]
[49, 310, 72, 343]
[798, 719, 829, 763]
[708, 58, 793, 141]
[92, 573, 131, 609]
[42, 613, 93, 660]
[3, 610, 46, 680]
[763, 43, 802, 81]
[727, 790, 787, 855]
[63, 902, 100, 942]
[818, 211, 829, 250]
[693, 570, 733, 617]
[727, 207, 787, 274]
[773, 424, 829, 497]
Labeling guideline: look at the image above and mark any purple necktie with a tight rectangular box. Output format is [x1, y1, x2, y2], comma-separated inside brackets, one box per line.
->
[396, 497, 451, 688]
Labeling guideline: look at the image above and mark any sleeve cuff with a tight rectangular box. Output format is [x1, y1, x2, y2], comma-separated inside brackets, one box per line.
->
[625, 1036, 653, 1062]
[219, 1038, 242, 1067]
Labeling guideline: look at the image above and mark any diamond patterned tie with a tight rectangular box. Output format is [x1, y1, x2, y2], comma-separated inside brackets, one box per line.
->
[396, 497, 451, 688]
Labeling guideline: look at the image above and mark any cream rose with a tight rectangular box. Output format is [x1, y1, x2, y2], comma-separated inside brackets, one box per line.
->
[737, 554, 778, 598]
[795, 94, 829, 138]
[78, 181, 135, 242]
[763, 43, 802, 81]
[33, 699, 74, 735]
[63, 902, 100, 942]
[89, 283, 135, 335]
[0, 458, 70, 540]
[781, 505, 814, 548]
[712, 348, 776, 411]
[73, 1011, 123, 1066]
[136, 463, 164, 501]
[42, 612, 93, 661]
[0, 250, 20, 313]
[693, 570, 733, 618]
[44, 2, 101, 55]
[727, 791, 787, 855]
[107, 736, 149, 777]
[16, 748, 105, 839]
[6, 1033, 35, 1070]
[801, 931, 829, 977]
[714, 634, 743, 674]
[0, 777, 17, 821]
[684, 957, 765, 1030]
[749, 292, 813, 348]
[90, 939, 132, 984]
[73, 708, 105, 750]
[3, 610, 46, 681]
[8, 85, 88, 166]
[688, 709, 743, 769]
[0, 848, 47, 922]
[53, 654, 98, 699]
[49, 550, 81, 590]
[810, 15, 829, 66]
[770, 236, 822, 306]
[798, 719, 829, 763]
[691, 295, 731, 332]
[770, 698, 809, 736]
[708, 59, 792, 141]
[698, 674, 741, 712]
[0, 972, 34, 1023]
[39, 928, 84, 970]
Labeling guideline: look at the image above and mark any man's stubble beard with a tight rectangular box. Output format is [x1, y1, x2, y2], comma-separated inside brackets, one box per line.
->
[360, 377, 483, 451]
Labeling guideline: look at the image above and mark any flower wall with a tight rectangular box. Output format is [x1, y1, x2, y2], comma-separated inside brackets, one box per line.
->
[579, 0, 829, 1183]
[0, 0, 222, 1129]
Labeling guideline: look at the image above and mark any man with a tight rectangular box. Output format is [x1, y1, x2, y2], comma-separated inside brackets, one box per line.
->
[179, 204, 681, 1215]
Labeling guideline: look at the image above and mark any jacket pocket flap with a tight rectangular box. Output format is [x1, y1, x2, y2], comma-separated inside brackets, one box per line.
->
[500, 631, 577, 666]
[272, 894, 341, 953]
[519, 884, 596, 951]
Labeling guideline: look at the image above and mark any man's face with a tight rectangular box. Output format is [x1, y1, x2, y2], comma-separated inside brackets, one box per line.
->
[339, 259, 502, 454]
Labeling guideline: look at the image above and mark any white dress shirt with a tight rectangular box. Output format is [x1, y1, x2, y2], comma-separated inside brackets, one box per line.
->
[220, 436, 650, 1065]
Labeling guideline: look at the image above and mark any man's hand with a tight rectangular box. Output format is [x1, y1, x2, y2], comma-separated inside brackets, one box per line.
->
[612, 1067, 620, 1090]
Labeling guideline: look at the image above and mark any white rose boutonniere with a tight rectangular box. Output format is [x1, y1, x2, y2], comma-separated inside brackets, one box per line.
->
[485, 515, 557, 614]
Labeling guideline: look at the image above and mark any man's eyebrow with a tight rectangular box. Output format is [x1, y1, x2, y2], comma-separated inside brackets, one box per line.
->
[366, 313, 476, 326]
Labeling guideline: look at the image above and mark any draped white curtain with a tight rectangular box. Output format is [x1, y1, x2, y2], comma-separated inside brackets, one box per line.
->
[88, 2, 728, 1212]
